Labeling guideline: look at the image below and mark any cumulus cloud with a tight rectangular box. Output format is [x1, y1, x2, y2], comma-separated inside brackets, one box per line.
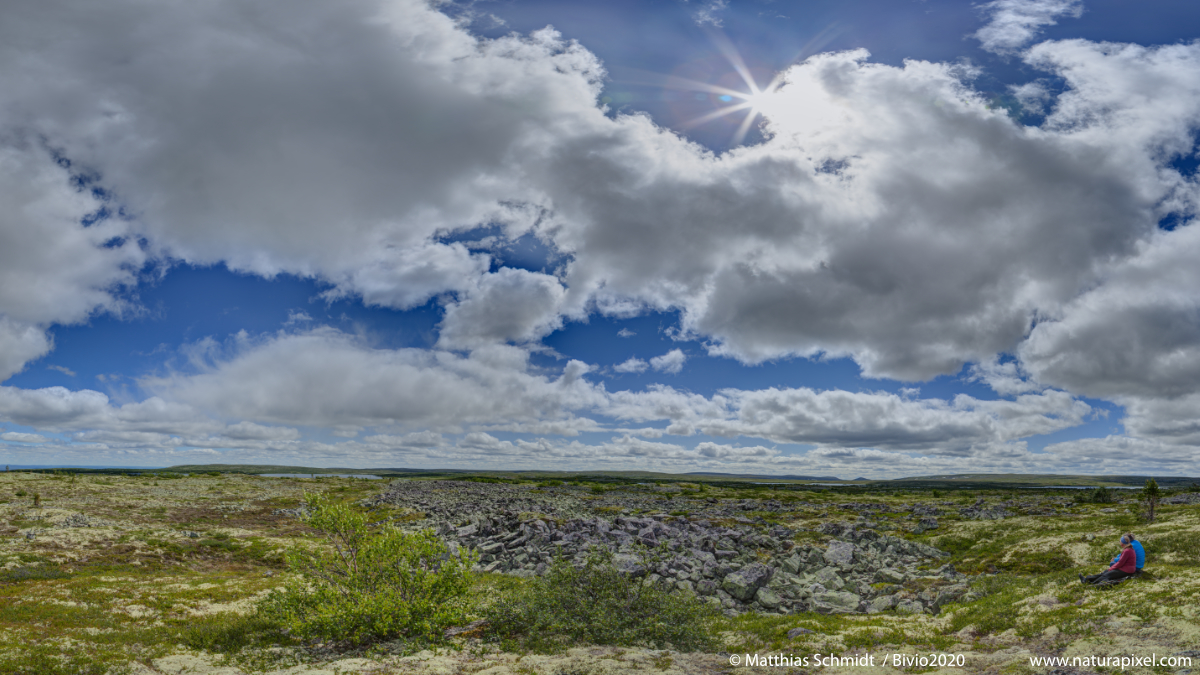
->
[613, 357, 648, 373]
[3, 0, 1200, 471]
[649, 349, 687, 374]
[539, 49, 1158, 382]
[1021, 224, 1200, 401]
[606, 385, 1091, 453]
[4, 0, 1191, 388]
[141, 329, 606, 430]
[0, 0, 603, 297]
[969, 358, 1041, 396]
[0, 143, 146, 380]
[437, 268, 568, 350]
[0, 318, 51, 384]
[1, 431, 47, 443]
[973, 0, 1084, 53]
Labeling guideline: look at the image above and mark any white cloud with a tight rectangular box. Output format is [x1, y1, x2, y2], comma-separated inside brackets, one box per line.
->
[283, 311, 313, 326]
[437, 268, 568, 350]
[1, 431, 48, 443]
[141, 328, 606, 430]
[1021, 224, 1200, 400]
[968, 358, 1041, 396]
[5, 0, 1192, 391]
[973, 0, 1084, 53]
[0, 318, 51, 383]
[47, 365, 77, 377]
[693, 0, 728, 27]
[605, 384, 1090, 454]
[362, 431, 447, 449]
[613, 357, 648, 373]
[322, 241, 490, 311]
[649, 349, 687, 374]
[541, 49, 1162, 382]
[0, 385, 301, 452]
[0, 143, 146, 381]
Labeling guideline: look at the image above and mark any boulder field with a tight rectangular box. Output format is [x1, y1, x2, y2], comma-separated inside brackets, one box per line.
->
[363, 480, 977, 616]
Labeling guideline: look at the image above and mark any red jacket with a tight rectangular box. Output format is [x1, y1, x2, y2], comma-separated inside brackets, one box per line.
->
[1110, 547, 1137, 573]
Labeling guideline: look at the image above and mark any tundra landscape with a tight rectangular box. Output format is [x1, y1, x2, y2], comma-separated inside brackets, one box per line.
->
[1, 469, 1197, 675]
[6, 0, 1200, 673]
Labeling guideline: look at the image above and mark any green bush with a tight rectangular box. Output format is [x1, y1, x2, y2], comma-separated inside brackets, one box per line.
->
[1074, 486, 1116, 504]
[0, 566, 70, 584]
[484, 550, 717, 652]
[258, 495, 474, 645]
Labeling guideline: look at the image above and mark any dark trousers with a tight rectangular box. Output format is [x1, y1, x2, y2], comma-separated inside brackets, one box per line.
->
[1083, 569, 1133, 584]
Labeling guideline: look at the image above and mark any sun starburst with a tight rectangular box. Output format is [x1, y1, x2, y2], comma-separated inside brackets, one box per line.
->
[668, 33, 785, 146]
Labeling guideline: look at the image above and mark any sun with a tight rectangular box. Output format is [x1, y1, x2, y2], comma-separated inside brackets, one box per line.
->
[744, 89, 776, 118]
[655, 33, 785, 146]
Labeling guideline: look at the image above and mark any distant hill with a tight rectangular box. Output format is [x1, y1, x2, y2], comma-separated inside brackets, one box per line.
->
[113, 465, 1200, 491]
[685, 472, 843, 481]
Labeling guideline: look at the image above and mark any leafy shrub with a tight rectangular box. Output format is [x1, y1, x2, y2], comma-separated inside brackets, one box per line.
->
[484, 550, 718, 652]
[258, 495, 474, 645]
[1074, 486, 1116, 504]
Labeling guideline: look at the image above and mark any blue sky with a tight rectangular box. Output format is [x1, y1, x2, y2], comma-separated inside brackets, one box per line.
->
[1, 0, 1198, 477]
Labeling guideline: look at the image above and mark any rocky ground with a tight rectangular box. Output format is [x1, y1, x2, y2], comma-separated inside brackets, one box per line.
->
[2, 472, 1198, 675]
[366, 480, 967, 617]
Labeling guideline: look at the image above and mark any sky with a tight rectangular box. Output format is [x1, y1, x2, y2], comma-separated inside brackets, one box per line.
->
[2, 0, 1199, 478]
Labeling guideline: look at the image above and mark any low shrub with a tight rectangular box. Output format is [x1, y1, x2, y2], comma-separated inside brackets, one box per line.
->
[1076, 486, 1116, 504]
[483, 550, 718, 652]
[258, 494, 474, 645]
[177, 613, 290, 654]
[0, 566, 70, 584]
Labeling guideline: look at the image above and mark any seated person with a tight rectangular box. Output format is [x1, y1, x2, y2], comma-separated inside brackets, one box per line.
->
[1082, 535, 1137, 585]
[1109, 532, 1144, 573]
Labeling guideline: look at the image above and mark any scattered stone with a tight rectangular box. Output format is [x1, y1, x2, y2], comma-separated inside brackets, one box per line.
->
[358, 479, 959, 616]
[823, 540, 856, 566]
[912, 517, 939, 534]
[723, 563, 774, 601]
[813, 590, 861, 614]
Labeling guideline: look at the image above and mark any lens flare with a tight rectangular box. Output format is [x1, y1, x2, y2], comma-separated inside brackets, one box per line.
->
[665, 32, 784, 146]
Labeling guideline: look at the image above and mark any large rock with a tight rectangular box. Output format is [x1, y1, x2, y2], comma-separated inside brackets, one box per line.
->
[868, 595, 897, 613]
[722, 562, 774, 601]
[755, 587, 783, 610]
[875, 567, 905, 584]
[913, 517, 939, 534]
[813, 591, 861, 614]
[934, 584, 968, 610]
[613, 554, 646, 578]
[814, 567, 845, 591]
[823, 541, 856, 566]
[780, 554, 805, 575]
